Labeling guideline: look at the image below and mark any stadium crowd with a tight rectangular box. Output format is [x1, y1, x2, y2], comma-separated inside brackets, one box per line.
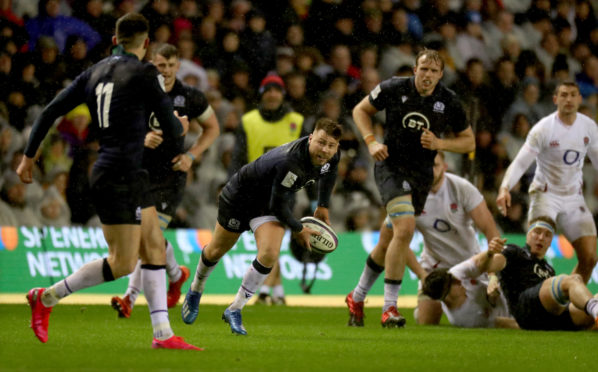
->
[3, 0, 598, 235]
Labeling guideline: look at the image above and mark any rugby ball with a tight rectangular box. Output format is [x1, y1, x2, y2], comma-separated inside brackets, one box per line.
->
[300, 217, 338, 254]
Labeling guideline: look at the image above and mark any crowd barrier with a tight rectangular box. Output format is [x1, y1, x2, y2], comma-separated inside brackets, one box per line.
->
[1, 225, 597, 295]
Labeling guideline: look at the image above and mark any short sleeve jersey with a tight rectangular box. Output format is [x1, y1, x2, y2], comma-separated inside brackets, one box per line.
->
[524, 112, 598, 195]
[417, 173, 485, 269]
[24, 51, 181, 173]
[221, 136, 340, 232]
[444, 258, 510, 328]
[143, 79, 210, 178]
[498, 244, 555, 313]
[369, 76, 468, 172]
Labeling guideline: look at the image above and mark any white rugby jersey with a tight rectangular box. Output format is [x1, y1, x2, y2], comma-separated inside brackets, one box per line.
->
[417, 173, 484, 270]
[526, 112, 598, 195]
[443, 259, 510, 328]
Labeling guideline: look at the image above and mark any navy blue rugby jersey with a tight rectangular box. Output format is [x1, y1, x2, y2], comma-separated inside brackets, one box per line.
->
[369, 76, 468, 172]
[25, 49, 182, 172]
[221, 136, 339, 232]
[498, 244, 556, 313]
[143, 79, 210, 178]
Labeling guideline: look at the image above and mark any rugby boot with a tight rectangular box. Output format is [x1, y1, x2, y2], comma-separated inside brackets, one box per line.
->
[181, 289, 202, 324]
[111, 295, 132, 318]
[152, 335, 203, 350]
[381, 306, 406, 328]
[222, 308, 248, 335]
[27, 288, 53, 343]
[346, 291, 365, 327]
[167, 266, 190, 308]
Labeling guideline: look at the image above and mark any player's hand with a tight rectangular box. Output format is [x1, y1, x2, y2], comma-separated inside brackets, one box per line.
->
[496, 187, 511, 216]
[420, 128, 441, 150]
[296, 226, 321, 252]
[16, 156, 34, 184]
[313, 206, 331, 226]
[144, 130, 163, 149]
[488, 237, 507, 255]
[368, 141, 389, 161]
[171, 152, 193, 172]
[175, 110, 189, 136]
[486, 273, 500, 306]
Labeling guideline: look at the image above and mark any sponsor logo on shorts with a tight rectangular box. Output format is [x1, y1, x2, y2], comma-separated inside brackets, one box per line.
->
[228, 218, 240, 230]
[281, 171, 298, 188]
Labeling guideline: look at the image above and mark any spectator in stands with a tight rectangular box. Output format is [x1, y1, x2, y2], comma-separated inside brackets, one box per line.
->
[0, 170, 42, 227]
[285, 71, 316, 117]
[576, 55, 598, 98]
[501, 77, 546, 132]
[38, 185, 71, 227]
[241, 8, 276, 87]
[26, 0, 101, 54]
[32, 36, 68, 104]
[64, 36, 93, 80]
[456, 10, 493, 70]
[72, 0, 115, 54]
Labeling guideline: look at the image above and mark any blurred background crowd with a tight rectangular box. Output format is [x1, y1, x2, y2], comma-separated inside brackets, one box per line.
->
[2, 0, 598, 235]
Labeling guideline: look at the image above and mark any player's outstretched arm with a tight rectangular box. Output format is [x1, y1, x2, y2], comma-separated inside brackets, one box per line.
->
[469, 200, 500, 241]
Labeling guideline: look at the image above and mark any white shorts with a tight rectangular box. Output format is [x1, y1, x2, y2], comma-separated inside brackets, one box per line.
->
[249, 215, 281, 233]
[528, 191, 596, 242]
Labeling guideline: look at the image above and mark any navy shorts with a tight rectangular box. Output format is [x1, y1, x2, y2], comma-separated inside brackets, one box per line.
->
[140, 171, 186, 217]
[512, 282, 579, 331]
[90, 167, 148, 225]
[374, 161, 432, 215]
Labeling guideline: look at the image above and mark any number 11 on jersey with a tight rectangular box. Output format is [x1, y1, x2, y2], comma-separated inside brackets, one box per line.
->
[95, 82, 114, 128]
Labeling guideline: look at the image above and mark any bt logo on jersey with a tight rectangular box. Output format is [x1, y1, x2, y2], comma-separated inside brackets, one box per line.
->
[402, 112, 430, 131]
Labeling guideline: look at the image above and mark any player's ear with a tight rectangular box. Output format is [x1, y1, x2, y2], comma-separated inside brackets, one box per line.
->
[144, 37, 150, 49]
[308, 133, 312, 143]
[112, 36, 117, 45]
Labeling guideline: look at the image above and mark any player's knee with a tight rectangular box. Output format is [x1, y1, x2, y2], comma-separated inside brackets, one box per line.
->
[566, 273, 584, 285]
[386, 196, 415, 219]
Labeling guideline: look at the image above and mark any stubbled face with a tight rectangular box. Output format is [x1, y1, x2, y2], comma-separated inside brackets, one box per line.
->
[553, 85, 582, 117]
[308, 129, 339, 166]
[152, 54, 179, 90]
[413, 55, 443, 96]
[526, 226, 553, 259]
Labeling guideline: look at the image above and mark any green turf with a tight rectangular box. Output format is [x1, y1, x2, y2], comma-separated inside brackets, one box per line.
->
[1, 303, 596, 371]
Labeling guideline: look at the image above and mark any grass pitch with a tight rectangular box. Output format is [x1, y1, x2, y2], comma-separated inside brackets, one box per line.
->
[1, 303, 596, 372]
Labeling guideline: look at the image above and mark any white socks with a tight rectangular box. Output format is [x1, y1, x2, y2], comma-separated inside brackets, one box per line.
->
[190, 253, 218, 293]
[165, 240, 181, 282]
[124, 260, 142, 307]
[42, 259, 107, 307]
[352, 256, 384, 302]
[142, 265, 173, 341]
[383, 280, 402, 312]
[229, 259, 271, 311]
